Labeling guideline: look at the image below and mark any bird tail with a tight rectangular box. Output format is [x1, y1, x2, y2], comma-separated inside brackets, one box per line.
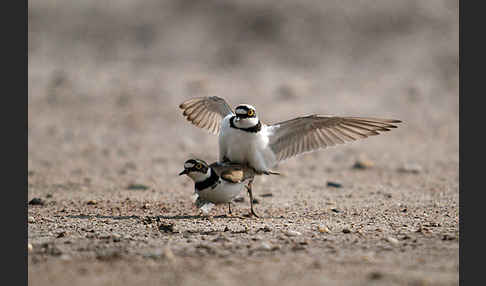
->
[263, 170, 282, 176]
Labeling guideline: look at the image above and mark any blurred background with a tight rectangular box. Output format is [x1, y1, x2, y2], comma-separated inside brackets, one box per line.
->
[28, 3, 459, 284]
[28, 0, 458, 194]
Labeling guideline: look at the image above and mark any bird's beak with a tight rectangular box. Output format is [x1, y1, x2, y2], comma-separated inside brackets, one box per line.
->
[179, 169, 188, 176]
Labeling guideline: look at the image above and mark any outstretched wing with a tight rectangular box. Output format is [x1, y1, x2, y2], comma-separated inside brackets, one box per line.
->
[179, 96, 234, 135]
[268, 115, 402, 162]
[209, 162, 256, 183]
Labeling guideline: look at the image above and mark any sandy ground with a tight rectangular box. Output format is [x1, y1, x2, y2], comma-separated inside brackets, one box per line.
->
[28, 1, 458, 285]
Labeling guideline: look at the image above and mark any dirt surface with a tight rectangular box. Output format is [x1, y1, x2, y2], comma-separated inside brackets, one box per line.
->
[28, 1, 458, 285]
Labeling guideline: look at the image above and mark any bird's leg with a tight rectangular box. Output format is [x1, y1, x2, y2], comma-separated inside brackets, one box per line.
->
[245, 178, 260, 218]
[228, 202, 232, 215]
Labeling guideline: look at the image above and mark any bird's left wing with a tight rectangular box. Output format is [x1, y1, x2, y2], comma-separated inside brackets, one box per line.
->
[268, 115, 402, 162]
[179, 96, 234, 135]
[209, 162, 256, 183]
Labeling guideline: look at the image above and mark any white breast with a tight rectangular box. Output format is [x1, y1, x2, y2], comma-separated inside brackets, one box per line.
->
[219, 116, 277, 172]
[197, 180, 244, 204]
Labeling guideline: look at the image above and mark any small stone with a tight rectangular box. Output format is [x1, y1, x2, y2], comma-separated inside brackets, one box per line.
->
[331, 208, 341, 213]
[56, 231, 67, 238]
[397, 163, 422, 174]
[258, 242, 273, 251]
[353, 159, 374, 169]
[28, 216, 35, 223]
[291, 244, 306, 251]
[126, 184, 149, 191]
[442, 234, 457, 241]
[159, 223, 175, 233]
[256, 226, 272, 233]
[285, 230, 302, 237]
[318, 226, 331, 233]
[342, 228, 351, 234]
[112, 233, 122, 242]
[368, 271, 383, 280]
[86, 200, 97, 205]
[28, 198, 45, 206]
[386, 236, 399, 246]
[327, 181, 342, 188]
[59, 254, 72, 261]
[212, 235, 230, 242]
[28, 243, 33, 252]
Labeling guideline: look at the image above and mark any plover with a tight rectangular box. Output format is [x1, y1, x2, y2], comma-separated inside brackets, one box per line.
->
[179, 96, 402, 173]
[179, 97, 401, 217]
[179, 158, 260, 217]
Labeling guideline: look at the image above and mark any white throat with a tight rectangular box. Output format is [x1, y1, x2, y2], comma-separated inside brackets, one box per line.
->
[234, 117, 259, 129]
[187, 169, 211, 183]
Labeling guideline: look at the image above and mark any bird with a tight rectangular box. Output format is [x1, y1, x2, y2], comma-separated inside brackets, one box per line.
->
[179, 158, 260, 217]
[179, 96, 401, 173]
[179, 96, 402, 216]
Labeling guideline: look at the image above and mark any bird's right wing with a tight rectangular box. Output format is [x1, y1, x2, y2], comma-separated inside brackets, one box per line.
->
[179, 96, 234, 135]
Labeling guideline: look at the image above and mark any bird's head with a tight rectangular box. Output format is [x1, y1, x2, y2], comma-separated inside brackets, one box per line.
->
[179, 159, 211, 182]
[235, 104, 257, 119]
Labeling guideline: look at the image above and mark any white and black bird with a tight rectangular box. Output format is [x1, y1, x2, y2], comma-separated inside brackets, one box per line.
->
[179, 158, 259, 217]
[179, 96, 402, 174]
[179, 96, 401, 216]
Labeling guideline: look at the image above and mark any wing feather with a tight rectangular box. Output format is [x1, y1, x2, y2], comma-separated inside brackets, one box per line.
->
[268, 115, 401, 162]
[179, 96, 234, 135]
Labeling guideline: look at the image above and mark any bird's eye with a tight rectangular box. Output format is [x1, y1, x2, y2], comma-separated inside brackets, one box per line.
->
[195, 163, 203, 169]
[247, 110, 255, 116]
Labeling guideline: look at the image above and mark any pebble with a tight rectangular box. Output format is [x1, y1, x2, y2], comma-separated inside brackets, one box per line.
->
[368, 271, 384, 280]
[256, 226, 272, 233]
[159, 223, 175, 233]
[112, 233, 122, 242]
[318, 226, 331, 233]
[327, 181, 343, 188]
[56, 231, 67, 238]
[285, 230, 302, 237]
[342, 228, 351, 234]
[352, 159, 374, 169]
[28, 216, 35, 223]
[28, 198, 45, 206]
[397, 163, 422, 174]
[126, 184, 149, 191]
[386, 236, 399, 246]
[86, 200, 97, 205]
[28, 243, 33, 252]
[258, 242, 273, 251]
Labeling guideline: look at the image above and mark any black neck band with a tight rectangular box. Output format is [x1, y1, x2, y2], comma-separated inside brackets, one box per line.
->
[230, 116, 262, 133]
[195, 169, 220, 190]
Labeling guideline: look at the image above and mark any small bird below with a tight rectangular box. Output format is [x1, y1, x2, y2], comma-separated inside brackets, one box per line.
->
[179, 158, 260, 217]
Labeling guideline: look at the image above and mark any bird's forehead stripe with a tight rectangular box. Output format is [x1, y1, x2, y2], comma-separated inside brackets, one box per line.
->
[184, 162, 195, 168]
[236, 105, 255, 113]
